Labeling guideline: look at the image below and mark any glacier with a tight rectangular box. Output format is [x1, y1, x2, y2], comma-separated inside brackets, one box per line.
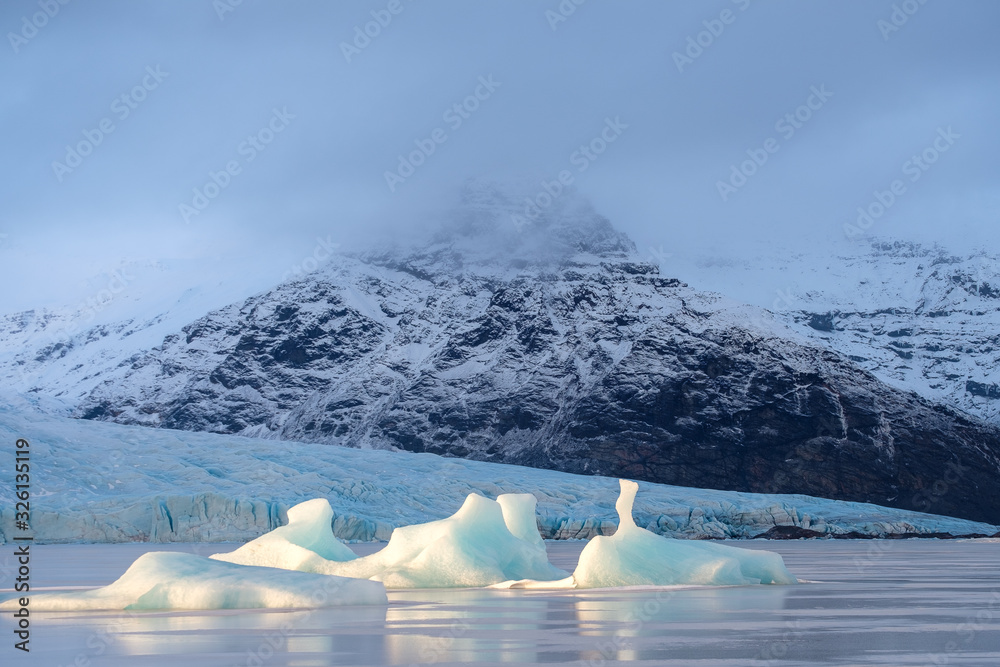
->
[0, 400, 996, 545]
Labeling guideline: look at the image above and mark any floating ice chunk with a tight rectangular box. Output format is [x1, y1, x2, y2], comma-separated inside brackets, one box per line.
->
[571, 480, 798, 587]
[0, 551, 386, 611]
[326, 493, 567, 588]
[210, 498, 356, 571]
[210, 492, 568, 588]
[497, 493, 545, 547]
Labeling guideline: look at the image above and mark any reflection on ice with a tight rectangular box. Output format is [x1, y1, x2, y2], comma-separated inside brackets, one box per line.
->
[3, 540, 996, 666]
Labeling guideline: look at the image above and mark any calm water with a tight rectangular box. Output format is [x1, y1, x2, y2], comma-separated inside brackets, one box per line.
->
[2, 540, 999, 666]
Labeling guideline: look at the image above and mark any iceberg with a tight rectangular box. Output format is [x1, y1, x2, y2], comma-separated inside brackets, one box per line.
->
[572, 480, 798, 587]
[2, 481, 797, 611]
[499, 480, 798, 589]
[213, 493, 568, 588]
[0, 551, 387, 611]
[210, 498, 356, 572]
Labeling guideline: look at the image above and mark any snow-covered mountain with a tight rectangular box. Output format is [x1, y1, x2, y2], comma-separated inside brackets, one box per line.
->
[0, 257, 282, 415]
[2, 184, 999, 525]
[658, 240, 1000, 428]
[6, 182, 984, 526]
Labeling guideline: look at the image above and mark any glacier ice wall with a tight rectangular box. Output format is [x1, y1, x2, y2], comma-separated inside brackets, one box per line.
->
[0, 403, 996, 544]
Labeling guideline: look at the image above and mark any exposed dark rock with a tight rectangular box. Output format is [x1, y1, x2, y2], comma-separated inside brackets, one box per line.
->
[967, 381, 1000, 400]
[807, 312, 836, 332]
[752, 526, 826, 540]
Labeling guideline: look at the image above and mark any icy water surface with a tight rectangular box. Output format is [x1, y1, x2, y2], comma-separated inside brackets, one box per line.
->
[2, 540, 999, 666]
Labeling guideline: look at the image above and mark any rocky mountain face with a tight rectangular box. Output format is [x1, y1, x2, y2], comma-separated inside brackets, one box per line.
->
[783, 241, 1000, 427]
[658, 240, 1000, 428]
[68, 185, 1000, 525]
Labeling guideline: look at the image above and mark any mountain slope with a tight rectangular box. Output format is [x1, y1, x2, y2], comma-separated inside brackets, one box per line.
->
[658, 240, 1000, 426]
[72, 185, 1000, 525]
[786, 242, 1000, 426]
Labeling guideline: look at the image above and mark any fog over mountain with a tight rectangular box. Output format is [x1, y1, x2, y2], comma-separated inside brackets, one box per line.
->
[2, 0, 998, 314]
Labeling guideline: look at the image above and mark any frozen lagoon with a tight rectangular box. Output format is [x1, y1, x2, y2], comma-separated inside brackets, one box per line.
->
[3, 539, 999, 666]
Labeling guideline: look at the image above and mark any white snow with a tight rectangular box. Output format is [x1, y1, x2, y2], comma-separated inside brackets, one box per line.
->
[0, 551, 386, 611]
[654, 239, 1000, 425]
[0, 258, 282, 416]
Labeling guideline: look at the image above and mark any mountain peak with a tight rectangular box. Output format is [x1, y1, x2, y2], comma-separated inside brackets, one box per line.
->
[440, 178, 636, 258]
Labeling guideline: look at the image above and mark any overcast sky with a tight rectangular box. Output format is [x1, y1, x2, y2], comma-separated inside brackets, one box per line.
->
[2, 0, 998, 312]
